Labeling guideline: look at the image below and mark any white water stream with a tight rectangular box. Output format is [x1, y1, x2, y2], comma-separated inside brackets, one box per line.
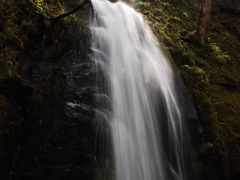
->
[90, 1, 187, 180]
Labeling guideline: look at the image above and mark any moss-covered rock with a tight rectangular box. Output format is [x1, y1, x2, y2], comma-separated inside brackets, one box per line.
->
[136, 0, 240, 179]
[0, 0, 93, 179]
[1, 0, 240, 179]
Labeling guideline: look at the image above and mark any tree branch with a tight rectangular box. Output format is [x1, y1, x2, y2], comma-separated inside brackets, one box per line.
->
[44, 0, 90, 21]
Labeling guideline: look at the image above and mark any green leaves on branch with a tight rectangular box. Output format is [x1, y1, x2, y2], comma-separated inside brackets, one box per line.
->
[209, 42, 231, 63]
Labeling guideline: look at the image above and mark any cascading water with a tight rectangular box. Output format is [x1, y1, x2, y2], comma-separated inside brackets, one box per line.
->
[90, 0, 189, 180]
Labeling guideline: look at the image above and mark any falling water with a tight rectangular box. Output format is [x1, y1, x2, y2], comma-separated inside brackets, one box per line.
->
[90, 0, 188, 180]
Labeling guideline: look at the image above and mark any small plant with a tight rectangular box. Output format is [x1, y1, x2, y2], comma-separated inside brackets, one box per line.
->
[182, 65, 209, 85]
[209, 42, 231, 63]
[182, 65, 204, 74]
[137, 1, 151, 9]
[183, 11, 189, 18]
[158, 27, 171, 41]
[29, 0, 44, 13]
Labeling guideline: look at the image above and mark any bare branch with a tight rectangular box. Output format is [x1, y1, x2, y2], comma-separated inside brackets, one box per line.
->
[44, 0, 90, 21]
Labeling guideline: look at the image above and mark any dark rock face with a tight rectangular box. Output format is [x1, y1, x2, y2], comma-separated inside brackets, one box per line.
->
[0, 1, 110, 179]
[5, 11, 101, 180]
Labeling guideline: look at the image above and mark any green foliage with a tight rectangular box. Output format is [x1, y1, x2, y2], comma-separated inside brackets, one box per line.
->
[183, 11, 189, 18]
[137, 1, 151, 9]
[182, 65, 204, 75]
[182, 65, 209, 85]
[209, 42, 231, 63]
[158, 27, 172, 41]
[29, 0, 44, 12]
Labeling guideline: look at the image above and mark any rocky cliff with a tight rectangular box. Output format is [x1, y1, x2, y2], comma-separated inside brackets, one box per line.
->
[0, 0, 240, 180]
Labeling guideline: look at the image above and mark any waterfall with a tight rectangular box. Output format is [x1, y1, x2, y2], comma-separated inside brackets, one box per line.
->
[90, 0, 189, 180]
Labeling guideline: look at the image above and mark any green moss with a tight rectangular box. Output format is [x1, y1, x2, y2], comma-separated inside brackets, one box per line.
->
[182, 65, 205, 75]
[181, 64, 213, 131]
[29, 0, 44, 13]
[64, 15, 82, 29]
[182, 65, 209, 85]
[137, 1, 151, 9]
[158, 27, 172, 41]
[28, 0, 63, 16]
[209, 42, 231, 64]
[183, 11, 189, 18]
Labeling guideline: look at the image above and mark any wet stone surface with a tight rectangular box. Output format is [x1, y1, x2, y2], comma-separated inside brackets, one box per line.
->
[10, 22, 102, 180]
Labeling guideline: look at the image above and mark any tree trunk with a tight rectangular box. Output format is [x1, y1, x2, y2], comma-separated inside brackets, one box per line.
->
[198, 0, 212, 44]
